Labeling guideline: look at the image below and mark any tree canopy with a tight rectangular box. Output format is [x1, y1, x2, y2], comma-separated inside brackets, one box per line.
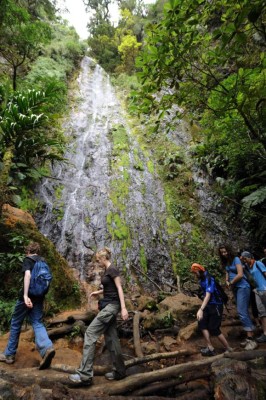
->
[132, 0, 266, 245]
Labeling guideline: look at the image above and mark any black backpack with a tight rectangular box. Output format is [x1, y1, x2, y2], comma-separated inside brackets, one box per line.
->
[214, 279, 229, 305]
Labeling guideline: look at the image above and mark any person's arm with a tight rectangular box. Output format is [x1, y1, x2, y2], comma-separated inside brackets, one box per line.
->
[197, 292, 211, 321]
[89, 289, 103, 298]
[23, 270, 33, 308]
[114, 276, 128, 320]
[225, 271, 230, 287]
[229, 261, 243, 285]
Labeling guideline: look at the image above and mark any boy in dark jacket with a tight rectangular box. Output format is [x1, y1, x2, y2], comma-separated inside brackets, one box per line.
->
[191, 263, 233, 356]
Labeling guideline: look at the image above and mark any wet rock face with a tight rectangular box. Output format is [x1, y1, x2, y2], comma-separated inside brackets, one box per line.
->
[36, 57, 174, 291]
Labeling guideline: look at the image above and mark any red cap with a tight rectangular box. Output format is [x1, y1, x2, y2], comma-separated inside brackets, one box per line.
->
[191, 263, 205, 273]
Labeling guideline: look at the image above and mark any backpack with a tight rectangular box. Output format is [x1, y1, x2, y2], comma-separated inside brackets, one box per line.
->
[214, 279, 229, 305]
[28, 258, 52, 296]
[203, 272, 229, 306]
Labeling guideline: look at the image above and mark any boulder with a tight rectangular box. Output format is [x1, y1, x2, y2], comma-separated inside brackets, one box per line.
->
[178, 321, 199, 341]
[2, 204, 36, 227]
[158, 293, 201, 325]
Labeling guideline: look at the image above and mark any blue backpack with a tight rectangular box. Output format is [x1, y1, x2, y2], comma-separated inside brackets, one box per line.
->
[28, 258, 52, 296]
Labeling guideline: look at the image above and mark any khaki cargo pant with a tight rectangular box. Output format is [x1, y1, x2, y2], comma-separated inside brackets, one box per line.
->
[77, 303, 125, 381]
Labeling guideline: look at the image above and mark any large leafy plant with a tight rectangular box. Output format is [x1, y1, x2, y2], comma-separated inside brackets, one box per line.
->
[0, 84, 65, 210]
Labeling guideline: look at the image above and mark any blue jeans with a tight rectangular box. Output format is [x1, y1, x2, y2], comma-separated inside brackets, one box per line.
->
[234, 287, 255, 331]
[4, 299, 53, 357]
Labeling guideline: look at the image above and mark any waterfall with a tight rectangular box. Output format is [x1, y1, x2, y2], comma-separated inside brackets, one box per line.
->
[37, 57, 174, 289]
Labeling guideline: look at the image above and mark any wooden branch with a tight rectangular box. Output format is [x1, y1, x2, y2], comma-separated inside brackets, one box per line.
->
[47, 311, 95, 326]
[125, 349, 198, 368]
[0, 367, 69, 388]
[131, 265, 163, 291]
[51, 364, 110, 375]
[133, 312, 143, 358]
[224, 349, 266, 361]
[51, 349, 199, 376]
[131, 370, 210, 396]
[47, 320, 87, 339]
[107, 354, 224, 395]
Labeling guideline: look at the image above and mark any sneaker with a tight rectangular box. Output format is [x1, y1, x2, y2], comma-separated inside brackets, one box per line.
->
[224, 347, 234, 353]
[0, 352, 15, 364]
[39, 347, 55, 370]
[244, 339, 258, 351]
[240, 338, 249, 347]
[69, 373, 92, 386]
[105, 371, 126, 381]
[256, 334, 266, 343]
[200, 347, 216, 357]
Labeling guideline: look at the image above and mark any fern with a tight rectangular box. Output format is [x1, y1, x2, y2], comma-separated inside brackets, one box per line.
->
[242, 186, 266, 208]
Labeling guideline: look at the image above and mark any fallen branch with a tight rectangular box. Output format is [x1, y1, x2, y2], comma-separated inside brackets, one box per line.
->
[47, 320, 86, 339]
[52, 364, 110, 375]
[224, 349, 266, 361]
[107, 354, 224, 395]
[47, 311, 96, 326]
[131, 266, 163, 291]
[131, 370, 210, 396]
[52, 349, 198, 375]
[125, 348, 198, 368]
[133, 312, 143, 358]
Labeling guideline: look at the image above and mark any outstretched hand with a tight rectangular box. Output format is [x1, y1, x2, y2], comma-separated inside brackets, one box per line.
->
[89, 291, 99, 298]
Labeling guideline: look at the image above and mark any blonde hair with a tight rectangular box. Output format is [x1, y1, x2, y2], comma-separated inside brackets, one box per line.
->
[25, 242, 40, 254]
[96, 247, 112, 260]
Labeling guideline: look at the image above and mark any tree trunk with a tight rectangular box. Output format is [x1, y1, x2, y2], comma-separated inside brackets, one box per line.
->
[0, 144, 14, 216]
[13, 65, 17, 91]
[133, 312, 143, 357]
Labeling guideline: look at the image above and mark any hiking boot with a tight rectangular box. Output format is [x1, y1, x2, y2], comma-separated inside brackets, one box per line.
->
[0, 352, 15, 364]
[200, 347, 216, 357]
[39, 347, 55, 370]
[69, 373, 92, 386]
[244, 339, 258, 351]
[105, 371, 126, 381]
[256, 334, 266, 343]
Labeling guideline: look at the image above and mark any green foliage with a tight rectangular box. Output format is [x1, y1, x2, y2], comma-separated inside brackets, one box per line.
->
[118, 34, 142, 73]
[134, 0, 266, 246]
[0, 300, 16, 333]
[0, 0, 52, 90]
[0, 84, 66, 196]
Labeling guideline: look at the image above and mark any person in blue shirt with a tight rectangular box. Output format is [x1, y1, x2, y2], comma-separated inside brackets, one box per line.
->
[218, 244, 257, 350]
[191, 263, 233, 357]
[241, 251, 266, 343]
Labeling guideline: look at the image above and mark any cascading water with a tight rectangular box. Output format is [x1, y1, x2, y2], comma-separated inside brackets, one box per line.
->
[37, 57, 174, 289]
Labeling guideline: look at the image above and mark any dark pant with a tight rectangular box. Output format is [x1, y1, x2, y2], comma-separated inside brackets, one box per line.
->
[198, 304, 223, 336]
[77, 303, 125, 381]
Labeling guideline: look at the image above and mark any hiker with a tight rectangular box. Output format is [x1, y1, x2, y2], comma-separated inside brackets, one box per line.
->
[69, 247, 129, 387]
[241, 251, 266, 343]
[218, 244, 257, 350]
[0, 242, 55, 368]
[191, 263, 233, 356]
